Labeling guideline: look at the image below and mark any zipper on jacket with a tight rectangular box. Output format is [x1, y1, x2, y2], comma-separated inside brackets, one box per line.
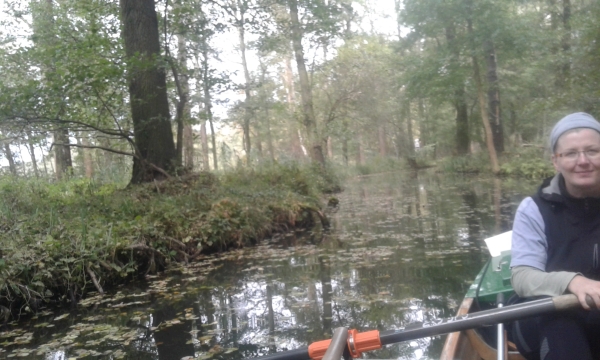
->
[594, 243, 599, 269]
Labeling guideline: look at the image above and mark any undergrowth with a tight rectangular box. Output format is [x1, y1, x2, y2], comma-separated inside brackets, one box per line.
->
[0, 163, 334, 319]
[498, 147, 555, 179]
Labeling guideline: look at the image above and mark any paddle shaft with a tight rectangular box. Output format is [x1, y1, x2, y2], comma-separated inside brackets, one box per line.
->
[379, 293, 579, 346]
[256, 294, 580, 360]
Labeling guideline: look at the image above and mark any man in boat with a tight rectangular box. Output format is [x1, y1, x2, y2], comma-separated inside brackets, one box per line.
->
[510, 112, 600, 360]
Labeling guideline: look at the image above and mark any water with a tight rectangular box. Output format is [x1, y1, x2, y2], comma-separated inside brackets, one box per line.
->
[0, 171, 538, 360]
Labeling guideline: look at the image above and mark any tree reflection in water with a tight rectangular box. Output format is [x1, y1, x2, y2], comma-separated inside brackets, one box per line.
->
[1, 172, 537, 360]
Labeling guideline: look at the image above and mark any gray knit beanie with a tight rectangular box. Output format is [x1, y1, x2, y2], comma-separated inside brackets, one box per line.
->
[549, 112, 600, 152]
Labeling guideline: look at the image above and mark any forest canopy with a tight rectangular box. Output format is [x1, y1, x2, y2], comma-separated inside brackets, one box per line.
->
[0, 0, 598, 182]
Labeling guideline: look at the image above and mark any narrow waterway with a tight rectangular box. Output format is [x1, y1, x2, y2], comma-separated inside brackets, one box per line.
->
[0, 171, 538, 360]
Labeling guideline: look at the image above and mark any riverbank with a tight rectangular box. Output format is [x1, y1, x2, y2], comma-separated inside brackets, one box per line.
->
[0, 163, 336, 320]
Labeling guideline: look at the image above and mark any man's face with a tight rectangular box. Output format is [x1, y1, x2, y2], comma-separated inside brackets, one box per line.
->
[552, 128, 600, 198]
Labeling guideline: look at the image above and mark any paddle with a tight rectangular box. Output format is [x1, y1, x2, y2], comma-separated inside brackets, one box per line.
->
[255, 293, 582, 360]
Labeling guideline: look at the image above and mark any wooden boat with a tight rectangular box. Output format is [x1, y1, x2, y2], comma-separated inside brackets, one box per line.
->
[441, 233, 526, 360]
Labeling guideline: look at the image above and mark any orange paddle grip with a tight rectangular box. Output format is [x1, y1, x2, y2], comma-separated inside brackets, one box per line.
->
[307, 329, 381, 360]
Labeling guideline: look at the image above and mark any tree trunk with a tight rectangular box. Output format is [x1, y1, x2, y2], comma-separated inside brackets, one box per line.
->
[26, 131, 39, 178]
[454, 93, 470, 155]
[32, 1, 73, 180]
[288, 0, 325, 165]
[238, 12, 253, 162]
[81, 134, 94, 178]
[405, 100, 415, 157]
[265, 106, 275, 162]
[38, 144, 49, 176]
[356, 133, 364, 165]
[54, 129, 72, 180]
[175, 32, 190, 169]
[183, 124, 194, 169]
[197, 24, 218, 171]
[178, 31, 193, 169]
[120, 0, 177, 184]
[445, 23, 470, 155]
[468, 18, 500, 174]
[342, 138, 348, 166]
[200, 121, 209, 170]
[378, 126, 387, 157]
[3, 143, 17, 176]
[203, 81, 218, 170]
[99, 137, 114, 172]
[560, 0, 571, 89]
[485, 39, 504, 154]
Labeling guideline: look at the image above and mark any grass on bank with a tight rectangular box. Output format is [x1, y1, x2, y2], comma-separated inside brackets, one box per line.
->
[0, 163, 338, 319]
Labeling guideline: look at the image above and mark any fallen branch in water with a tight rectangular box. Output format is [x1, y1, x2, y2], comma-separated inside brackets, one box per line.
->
[86, 264, 104, 295]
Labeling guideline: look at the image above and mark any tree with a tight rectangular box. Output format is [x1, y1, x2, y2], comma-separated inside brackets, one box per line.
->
[288, 0, 324, 164]
[120, 0, 177, 183]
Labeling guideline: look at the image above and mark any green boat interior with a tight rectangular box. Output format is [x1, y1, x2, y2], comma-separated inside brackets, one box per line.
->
[468, 251, 516, 350]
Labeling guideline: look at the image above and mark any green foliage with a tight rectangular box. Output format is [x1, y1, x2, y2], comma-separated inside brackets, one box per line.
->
[498, 147, 555, 179]
[438, 153, 491, 174]
[0, 164, 330, 316]
[352, 157, 408, 176]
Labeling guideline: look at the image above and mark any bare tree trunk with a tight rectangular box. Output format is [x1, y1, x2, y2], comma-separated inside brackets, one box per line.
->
[405, 100, 415, 157]
[178, 34, 194, 171]
[288, 0, 325, 165]
[378, 126, 387, 157]
[283, 56, 296, 104]
[81, 134, 94, 178]
[26, 131, 39, 178]
[445, 23, 470, 155]
[54, 129, 72, 180]
[327, 136, 333, 159]
[32, 0, 73, 180]
[120, 0, 177, 184]
[200, 121, 209, 170]
[3, 143, 17, 176]
[238, 11, 253, 161]
[560, 0, 571, 88]
[203, 84, 218, 170]
[468, 17, 499, 174]
[265, 107, 275, 162]
[485, 39, 504, 154]
[356, 133, 364, 165]
[282, 55, 306, 160]
[175, 31, 190, 169]
[183, 124, 194, 169]
[38, 144, 49, 176]
[197, 15, 218, 171]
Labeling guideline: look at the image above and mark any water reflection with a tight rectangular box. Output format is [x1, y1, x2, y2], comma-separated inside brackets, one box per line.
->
[1, 171, 537, 360]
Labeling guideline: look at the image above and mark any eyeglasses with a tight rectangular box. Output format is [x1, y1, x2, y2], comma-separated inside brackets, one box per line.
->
[555, 149, 600, 162]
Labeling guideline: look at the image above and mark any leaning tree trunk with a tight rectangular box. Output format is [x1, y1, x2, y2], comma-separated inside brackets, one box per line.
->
[120, 0, 177, 184]
[3, 142, 17, 176]
[288, 0, 325, 165]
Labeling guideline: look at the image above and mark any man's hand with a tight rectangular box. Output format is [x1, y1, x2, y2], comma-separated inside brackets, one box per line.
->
[567, 275, 600, 310]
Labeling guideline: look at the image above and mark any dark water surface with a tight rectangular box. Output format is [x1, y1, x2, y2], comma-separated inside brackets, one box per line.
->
[0, 172, 538, 360]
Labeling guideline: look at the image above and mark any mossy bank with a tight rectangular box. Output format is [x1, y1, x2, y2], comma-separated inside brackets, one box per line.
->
[0, 163, 338, 320]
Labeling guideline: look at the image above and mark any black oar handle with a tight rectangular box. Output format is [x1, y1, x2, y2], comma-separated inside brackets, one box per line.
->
[379, 294, 579, 346]
[255, 347, 309, 360]
[255, 294, 580, 360]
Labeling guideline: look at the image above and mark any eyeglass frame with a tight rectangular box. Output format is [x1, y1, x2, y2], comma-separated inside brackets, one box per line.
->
[554, 148, 600, 162]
